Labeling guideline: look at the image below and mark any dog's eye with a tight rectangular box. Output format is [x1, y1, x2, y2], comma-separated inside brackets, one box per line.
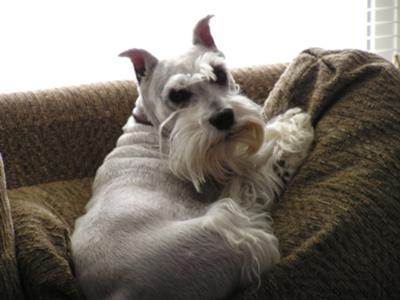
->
[168, 89, 192, 106]
[213, 66, 228, 86]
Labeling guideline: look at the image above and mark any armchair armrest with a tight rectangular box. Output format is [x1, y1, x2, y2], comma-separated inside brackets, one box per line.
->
[0, 81, 136, 188]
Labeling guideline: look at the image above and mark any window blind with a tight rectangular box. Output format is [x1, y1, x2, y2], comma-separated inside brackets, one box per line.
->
[367, 0, 400, 61]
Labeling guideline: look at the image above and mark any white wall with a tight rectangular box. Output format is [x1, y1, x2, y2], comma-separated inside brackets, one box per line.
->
[0, 0, 367, 93]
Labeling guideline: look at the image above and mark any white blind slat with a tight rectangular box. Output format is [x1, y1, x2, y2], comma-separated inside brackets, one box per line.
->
[368, 0, 400, 60]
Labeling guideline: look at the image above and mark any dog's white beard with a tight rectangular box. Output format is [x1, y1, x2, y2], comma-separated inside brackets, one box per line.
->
[168, 116, 264, 192]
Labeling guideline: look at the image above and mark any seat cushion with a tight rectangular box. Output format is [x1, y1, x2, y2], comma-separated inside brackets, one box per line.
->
[7, 178, 92, 300]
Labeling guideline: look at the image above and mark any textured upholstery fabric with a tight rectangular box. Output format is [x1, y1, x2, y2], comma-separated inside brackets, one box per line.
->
[0, 155, 23, 300]
[1, 50, 399, 299]
[0, 81, 137, 189]
[234, 48, 400, 299]
[7, 178, 92, 300]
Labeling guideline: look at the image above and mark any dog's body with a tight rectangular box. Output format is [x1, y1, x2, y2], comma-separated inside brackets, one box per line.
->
[71, 16, 314, 300]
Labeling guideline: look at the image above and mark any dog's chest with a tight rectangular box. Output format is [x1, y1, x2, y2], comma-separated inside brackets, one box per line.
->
[89, 121, 220, 223]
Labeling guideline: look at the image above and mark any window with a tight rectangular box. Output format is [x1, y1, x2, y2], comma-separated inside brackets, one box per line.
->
[367, 0, 400, 61]
[0, 0, 367, 93]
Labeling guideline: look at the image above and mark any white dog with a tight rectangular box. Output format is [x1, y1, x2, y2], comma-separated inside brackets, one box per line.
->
[71, 16, 314, 300]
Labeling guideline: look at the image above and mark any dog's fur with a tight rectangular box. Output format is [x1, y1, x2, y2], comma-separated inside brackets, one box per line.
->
[71, 16, 314, 300]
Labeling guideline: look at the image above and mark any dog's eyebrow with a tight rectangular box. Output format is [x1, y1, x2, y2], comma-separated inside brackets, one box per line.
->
[195, 52, 225, 77]
[189, 72, 211, 84]
[165, 73, 204, 91]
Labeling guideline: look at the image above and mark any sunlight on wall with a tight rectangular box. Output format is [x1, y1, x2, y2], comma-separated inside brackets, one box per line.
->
[0, 0, 367, 93]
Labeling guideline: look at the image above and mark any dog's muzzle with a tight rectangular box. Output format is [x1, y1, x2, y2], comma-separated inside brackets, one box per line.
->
[209, 108, 234, 130]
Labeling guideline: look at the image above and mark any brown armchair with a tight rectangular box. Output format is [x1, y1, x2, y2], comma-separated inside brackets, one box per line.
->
[1, 48, 399, 299]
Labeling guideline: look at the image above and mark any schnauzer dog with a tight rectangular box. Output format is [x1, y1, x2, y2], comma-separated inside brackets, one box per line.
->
[71, 16, 314, 300]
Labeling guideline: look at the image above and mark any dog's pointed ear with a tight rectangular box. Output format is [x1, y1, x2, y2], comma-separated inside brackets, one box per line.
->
[119, 49, 158, 84]
[193, 15, 217, 50]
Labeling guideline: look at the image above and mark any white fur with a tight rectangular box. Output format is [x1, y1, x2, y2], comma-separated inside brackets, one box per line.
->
[71, 17, 314, 300]
[167, 94, 264, 191]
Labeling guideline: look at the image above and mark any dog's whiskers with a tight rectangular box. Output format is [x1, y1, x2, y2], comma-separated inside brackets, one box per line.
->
[158, 109, 186, 154]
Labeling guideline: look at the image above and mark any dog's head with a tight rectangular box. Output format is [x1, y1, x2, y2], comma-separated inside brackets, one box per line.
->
[120, 16, 264, 191]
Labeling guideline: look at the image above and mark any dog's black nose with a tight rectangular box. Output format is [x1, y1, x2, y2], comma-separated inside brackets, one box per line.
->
[209, 108, 235, 130]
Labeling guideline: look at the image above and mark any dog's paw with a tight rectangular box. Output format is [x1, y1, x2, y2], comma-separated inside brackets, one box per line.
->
[272, 159, 293, 184]
[267, 107, 314, 181]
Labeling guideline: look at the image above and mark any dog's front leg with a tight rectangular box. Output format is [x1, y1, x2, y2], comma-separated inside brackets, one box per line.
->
[266, 107, 314, 184]
[202, 198, 280, 287]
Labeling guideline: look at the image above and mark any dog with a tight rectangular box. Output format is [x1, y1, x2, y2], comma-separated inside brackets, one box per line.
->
[71, 16, 314, 300]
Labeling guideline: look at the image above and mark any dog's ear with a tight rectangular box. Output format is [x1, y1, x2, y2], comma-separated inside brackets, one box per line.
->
[193, 15, 217, 50]
[119, 49, 158, 84]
